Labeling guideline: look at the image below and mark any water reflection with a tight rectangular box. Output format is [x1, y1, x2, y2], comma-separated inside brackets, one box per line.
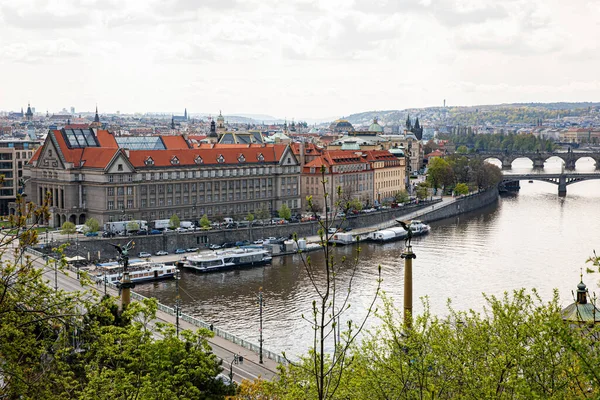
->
[135, 159, 600, 357]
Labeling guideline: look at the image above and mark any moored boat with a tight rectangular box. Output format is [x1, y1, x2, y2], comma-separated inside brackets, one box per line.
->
[95, 261, 176, 285]
[183, 248, 272, 273]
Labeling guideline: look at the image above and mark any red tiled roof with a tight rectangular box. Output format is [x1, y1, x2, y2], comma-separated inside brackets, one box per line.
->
[127, 146, 283, 167]
[29, 146, 42, 163]
[95, 129, 118, 148]
[161, 135, 191, 149]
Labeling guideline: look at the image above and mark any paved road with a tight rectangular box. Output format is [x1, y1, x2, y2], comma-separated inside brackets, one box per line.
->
[22, 252, 280, 384]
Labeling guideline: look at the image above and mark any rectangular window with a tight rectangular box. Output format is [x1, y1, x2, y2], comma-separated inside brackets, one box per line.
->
[108, 200, 114, 210]
[141, 199, 147, 208]
[127, 175, 132, 182]
[118, 175, 124, 183]
[141, 185, 147, 195]
[118, 200, 124, 209]
[167, 184, 173, 193]
[127, 186, 133, 195]
[167, 198, 173, 206]
[108, 187, 114, 196]
[150, 199, 155, 206]
[117, 187, 124, 195]
[127, 200, 133, 208]
[109, 175, 114, 183]
[159, 199, 165, 206]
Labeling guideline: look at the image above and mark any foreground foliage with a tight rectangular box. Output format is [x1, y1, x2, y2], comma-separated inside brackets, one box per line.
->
[243, 290, 600, 399]
[0, 195, 233, 399]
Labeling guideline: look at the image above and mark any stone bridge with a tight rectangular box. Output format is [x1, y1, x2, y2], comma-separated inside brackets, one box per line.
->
[469, 150, 600, 170]
[500, 172, 600, 195]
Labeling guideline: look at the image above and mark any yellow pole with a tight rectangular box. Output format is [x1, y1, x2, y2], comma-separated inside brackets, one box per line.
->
[401, 245, 416, 330]
[121, 271, 132, 310]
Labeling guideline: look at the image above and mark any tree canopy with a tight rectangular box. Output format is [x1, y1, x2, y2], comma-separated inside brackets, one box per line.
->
[169, 214, 181, 229]
[85, 217, 100, 233]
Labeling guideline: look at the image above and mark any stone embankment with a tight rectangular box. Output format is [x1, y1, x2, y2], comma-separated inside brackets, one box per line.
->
[44, 200, 443, 261]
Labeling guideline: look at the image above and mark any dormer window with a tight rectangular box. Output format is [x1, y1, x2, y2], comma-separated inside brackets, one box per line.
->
[238, 154, 246, 163]
[171, 156, 180, 165]
[194, 155, 203, 164]
[257, 153, 264, 162]
[217, 154, 225, 163]
[145, 156, 154, 166]
[118, 164, 123, 171]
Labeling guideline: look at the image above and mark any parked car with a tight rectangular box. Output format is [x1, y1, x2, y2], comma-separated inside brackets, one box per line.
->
[102, 231, 115, 238]
[209, 244, 221, 250]
[149, 229, 161, 235]
[235, 240, 250, 247]
[175, 227, 187, 233]
[85, 231, 98, 237]
[186, 247, 199, 252]
[155, 250, 168, 256]
[137, 230, 148, 235]
[175, 248, 186, 254]
[138, 252, 152, 258]
[222, 242, 236, 248]
[253, 239, 264, 245]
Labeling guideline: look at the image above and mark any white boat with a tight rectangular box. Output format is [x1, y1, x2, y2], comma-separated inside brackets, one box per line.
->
[409, 220, 430, 235]
[95, 261, 176, 285]
[183, 248, 272, 273]
[329, 232, 359, 245]
[369, 220, 430, 243]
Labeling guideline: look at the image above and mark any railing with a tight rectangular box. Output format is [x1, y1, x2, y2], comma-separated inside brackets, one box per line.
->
[24, 246, 287, 365]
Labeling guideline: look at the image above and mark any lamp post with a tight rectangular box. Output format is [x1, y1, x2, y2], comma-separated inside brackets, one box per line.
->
[257, 287, 264, 364]
[175, 267, 181, 337]
[401, 244, 416, 330]
[54, 258, 58, 292]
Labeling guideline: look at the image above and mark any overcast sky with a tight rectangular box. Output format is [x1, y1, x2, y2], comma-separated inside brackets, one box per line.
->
[1, 0, 598, 119]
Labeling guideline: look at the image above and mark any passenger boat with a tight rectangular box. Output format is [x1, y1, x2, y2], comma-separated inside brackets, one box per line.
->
[95, 261, 176, 285]
[368, 226, 408, 242]
[329, 232, 361, 245]
[409, 220, 430, 235]
[183, 248, 272, 273]
[368, 220, 430, 243]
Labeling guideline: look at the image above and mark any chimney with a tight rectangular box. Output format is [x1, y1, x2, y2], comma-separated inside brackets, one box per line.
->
[299, 142, 305, 166]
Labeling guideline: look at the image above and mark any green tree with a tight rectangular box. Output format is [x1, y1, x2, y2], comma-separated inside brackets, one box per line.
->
[61, 221, 76, 235]
[278, 204, 292, 221]
[348, 198, 363, 212]
[85, 217, 100, 233]
[415, 182, 429, 200]
[281, 166, 382, 400]
[199, 214, 211, 229]
[126, 221, 140, 232]
[169, 214, 180, 229]
[246, 212, 255, 224]
[256, 207, 270, 225]
[394, 189, 409, 204]
[454, 182, 469, 195]
[456, 145, 469, 154]
[340, 290, 594, 399]
[426, 157, 454, 194]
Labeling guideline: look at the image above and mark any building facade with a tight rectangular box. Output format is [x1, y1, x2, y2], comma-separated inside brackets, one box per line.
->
[365, 150, 406, 204]
[0, 139, 41, 215]
[22, 128, 301, 227]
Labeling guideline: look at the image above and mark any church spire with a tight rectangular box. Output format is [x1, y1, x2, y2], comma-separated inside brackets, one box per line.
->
[184, 108, 188, 120]
[405, 114, 412, 130]
[94, 105, 100, 123]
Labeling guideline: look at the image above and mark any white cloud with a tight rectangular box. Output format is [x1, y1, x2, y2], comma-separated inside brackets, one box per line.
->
[0, 0, 599, 118]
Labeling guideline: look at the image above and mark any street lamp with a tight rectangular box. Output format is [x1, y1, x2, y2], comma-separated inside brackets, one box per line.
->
[257, 287, 264, 364]
[175, 267, 181, 337]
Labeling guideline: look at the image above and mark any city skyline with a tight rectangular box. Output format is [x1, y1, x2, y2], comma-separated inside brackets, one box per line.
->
[1, 0, 598, 119]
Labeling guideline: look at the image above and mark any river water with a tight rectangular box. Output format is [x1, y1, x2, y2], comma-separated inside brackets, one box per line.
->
[134, 159, 600, 357]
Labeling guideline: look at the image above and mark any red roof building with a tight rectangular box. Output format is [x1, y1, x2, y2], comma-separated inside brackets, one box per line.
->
[24, 128, 301, 227]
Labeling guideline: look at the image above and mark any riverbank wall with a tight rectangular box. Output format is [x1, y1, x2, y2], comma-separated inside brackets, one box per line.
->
[43, 200, 441, 261]
[413, 188, 499, 223]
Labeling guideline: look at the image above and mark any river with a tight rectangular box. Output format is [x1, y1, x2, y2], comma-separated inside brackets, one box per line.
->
[134, 159, 600, 357]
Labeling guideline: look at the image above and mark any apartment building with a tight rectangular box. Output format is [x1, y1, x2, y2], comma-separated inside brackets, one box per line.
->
[21, 128, 301, 227]
[0, 139, 41, 214]
[364, 150, 406, 204]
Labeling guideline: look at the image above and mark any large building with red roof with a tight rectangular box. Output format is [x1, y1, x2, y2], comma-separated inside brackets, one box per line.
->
[22, 128, 301, 227]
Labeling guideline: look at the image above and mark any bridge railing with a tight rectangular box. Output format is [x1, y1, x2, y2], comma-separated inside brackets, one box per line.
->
[24, 246, 288, 366]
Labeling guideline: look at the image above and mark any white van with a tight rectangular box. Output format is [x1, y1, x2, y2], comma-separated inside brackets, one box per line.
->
[223, 217, 234, 224]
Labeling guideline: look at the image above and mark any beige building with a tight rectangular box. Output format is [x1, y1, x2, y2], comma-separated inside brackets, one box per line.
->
[22, 128, 301, 227]
[302, 150, 374, 214]
[0, 139, 41, 215]
[365, 150, 406, 204]
[560, 128, 600, 144]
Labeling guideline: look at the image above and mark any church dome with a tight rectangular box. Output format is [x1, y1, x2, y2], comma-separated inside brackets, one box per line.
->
[368, 117, 383, 133]
[329, 119, 355, 133]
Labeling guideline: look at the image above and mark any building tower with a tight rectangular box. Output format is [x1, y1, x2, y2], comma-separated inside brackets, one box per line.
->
[561, 273, 600, 325]
[207, 117, 219, 143]
[91, 106, 101, 128]
[216, 110, 225, 133]
[25, 103, 33, 121]
[184, 108, 188, 120]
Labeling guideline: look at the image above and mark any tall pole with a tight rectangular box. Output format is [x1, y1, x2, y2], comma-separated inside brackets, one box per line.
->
[175, 268, 181, 337]
[401, 245, 416, 330]
[258, 287, 264, 364]
[120, 252, 134, 310]
[54, 259, 58, 292]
